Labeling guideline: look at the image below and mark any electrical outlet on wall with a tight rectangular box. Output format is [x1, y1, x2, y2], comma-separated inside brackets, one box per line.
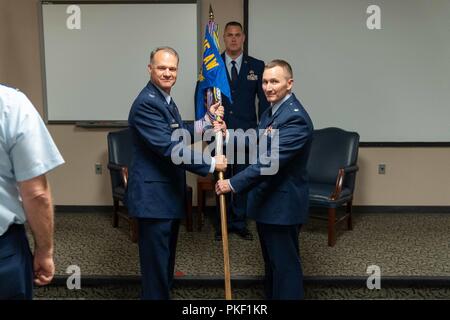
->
[95, 163, 102, 175]
[378, 164, 386, 175]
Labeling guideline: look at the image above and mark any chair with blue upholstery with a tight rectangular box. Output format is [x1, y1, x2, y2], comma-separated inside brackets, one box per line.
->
[107, 128, 138, 242]
[107, 128, 194, 242]
[307, 127, 360, 246]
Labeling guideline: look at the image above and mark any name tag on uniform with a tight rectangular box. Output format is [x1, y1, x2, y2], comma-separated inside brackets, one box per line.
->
[170, 123, 179, 128]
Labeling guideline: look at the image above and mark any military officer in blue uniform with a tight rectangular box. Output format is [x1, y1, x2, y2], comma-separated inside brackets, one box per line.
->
[127, 47, 227, 299]
[215, 60, 314, 299]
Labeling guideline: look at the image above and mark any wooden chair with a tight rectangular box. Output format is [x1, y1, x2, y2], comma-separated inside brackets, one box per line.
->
[196, 174, 215, 231]
[107, 129, 194, 243]
[307, 127, 360, 246]
[185, 186, 194, 232]
[107, 129, 138, 242]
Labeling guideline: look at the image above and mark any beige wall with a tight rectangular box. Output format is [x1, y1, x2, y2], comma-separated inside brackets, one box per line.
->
[1, 0, 449, 207]
[355, 148, 450, 205]
[200, 0, 244, 51]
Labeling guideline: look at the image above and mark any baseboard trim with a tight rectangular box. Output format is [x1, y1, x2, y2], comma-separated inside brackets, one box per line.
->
[54, 205, 450, 214]
[353, 206, 450, 213]
[193, 205, 450, 214]
[51, 275, 450, 287]
[55, 205, 113, 213]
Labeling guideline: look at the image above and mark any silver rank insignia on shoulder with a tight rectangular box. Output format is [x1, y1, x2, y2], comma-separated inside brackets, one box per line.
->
[170, 123, 179, 128]
[247, 70, 258, 81]
[148, 93, 155, 98]
[294, 108, 299, 112]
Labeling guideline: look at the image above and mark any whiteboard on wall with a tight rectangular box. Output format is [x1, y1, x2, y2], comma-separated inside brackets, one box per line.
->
[41, 2, 198, 122]
[248, 0, 450, 142]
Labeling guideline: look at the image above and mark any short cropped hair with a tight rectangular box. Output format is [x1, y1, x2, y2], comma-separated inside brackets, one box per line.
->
[224, 21, 244, 33]
[265, 59, 293, 79]
[150, 46, 179, 65]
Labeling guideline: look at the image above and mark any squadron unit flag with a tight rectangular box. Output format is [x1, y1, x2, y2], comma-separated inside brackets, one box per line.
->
[195, 24, 232, 122]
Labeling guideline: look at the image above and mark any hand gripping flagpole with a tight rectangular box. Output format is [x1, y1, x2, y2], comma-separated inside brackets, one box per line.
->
[207, 6, 232, 300]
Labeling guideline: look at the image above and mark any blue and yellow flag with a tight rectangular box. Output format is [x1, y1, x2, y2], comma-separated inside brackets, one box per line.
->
[195, 25, 231, 120]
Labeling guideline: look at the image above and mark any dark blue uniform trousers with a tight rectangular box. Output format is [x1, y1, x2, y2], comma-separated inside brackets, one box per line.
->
[256, 223, 304, 300]
[137, 218, 180, 300]
[0, 224, 33, 300]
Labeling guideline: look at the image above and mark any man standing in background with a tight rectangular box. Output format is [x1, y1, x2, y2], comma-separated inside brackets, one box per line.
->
[0, 84, 64, 299]
[214, 21, 270, 241]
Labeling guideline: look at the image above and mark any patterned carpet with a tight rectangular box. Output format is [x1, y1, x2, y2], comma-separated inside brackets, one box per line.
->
[25, 211, 450, 300]
[40, 211, 450, 278]
[33, 283, 450, 300]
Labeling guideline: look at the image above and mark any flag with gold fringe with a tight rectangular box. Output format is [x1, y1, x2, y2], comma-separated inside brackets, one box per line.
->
[195, 22, 231, 121]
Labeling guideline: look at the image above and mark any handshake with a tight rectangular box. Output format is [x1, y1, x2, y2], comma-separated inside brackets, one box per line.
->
[209, 102, 228, 173]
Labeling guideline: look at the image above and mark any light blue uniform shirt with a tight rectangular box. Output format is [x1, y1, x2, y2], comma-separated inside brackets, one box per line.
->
[224, 52, 243, 76]
[0, 85, 65, 236]
[270, 93, 292, 116]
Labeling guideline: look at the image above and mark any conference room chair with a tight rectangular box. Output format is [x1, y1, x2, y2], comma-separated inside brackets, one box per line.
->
[307, 127, 360, 247]
[107, 128, 138, 242]
[196, 174, 215, 231]
[107, 128, 194, 242]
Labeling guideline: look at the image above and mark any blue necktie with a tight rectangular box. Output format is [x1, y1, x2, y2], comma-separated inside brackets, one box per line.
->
[230, 60, 238, 88]
[169, 99, 182, 124]
[169, 99, 177, 113]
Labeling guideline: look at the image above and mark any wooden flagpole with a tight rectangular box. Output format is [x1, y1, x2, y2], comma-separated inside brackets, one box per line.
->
[208, 5, 232, 300]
